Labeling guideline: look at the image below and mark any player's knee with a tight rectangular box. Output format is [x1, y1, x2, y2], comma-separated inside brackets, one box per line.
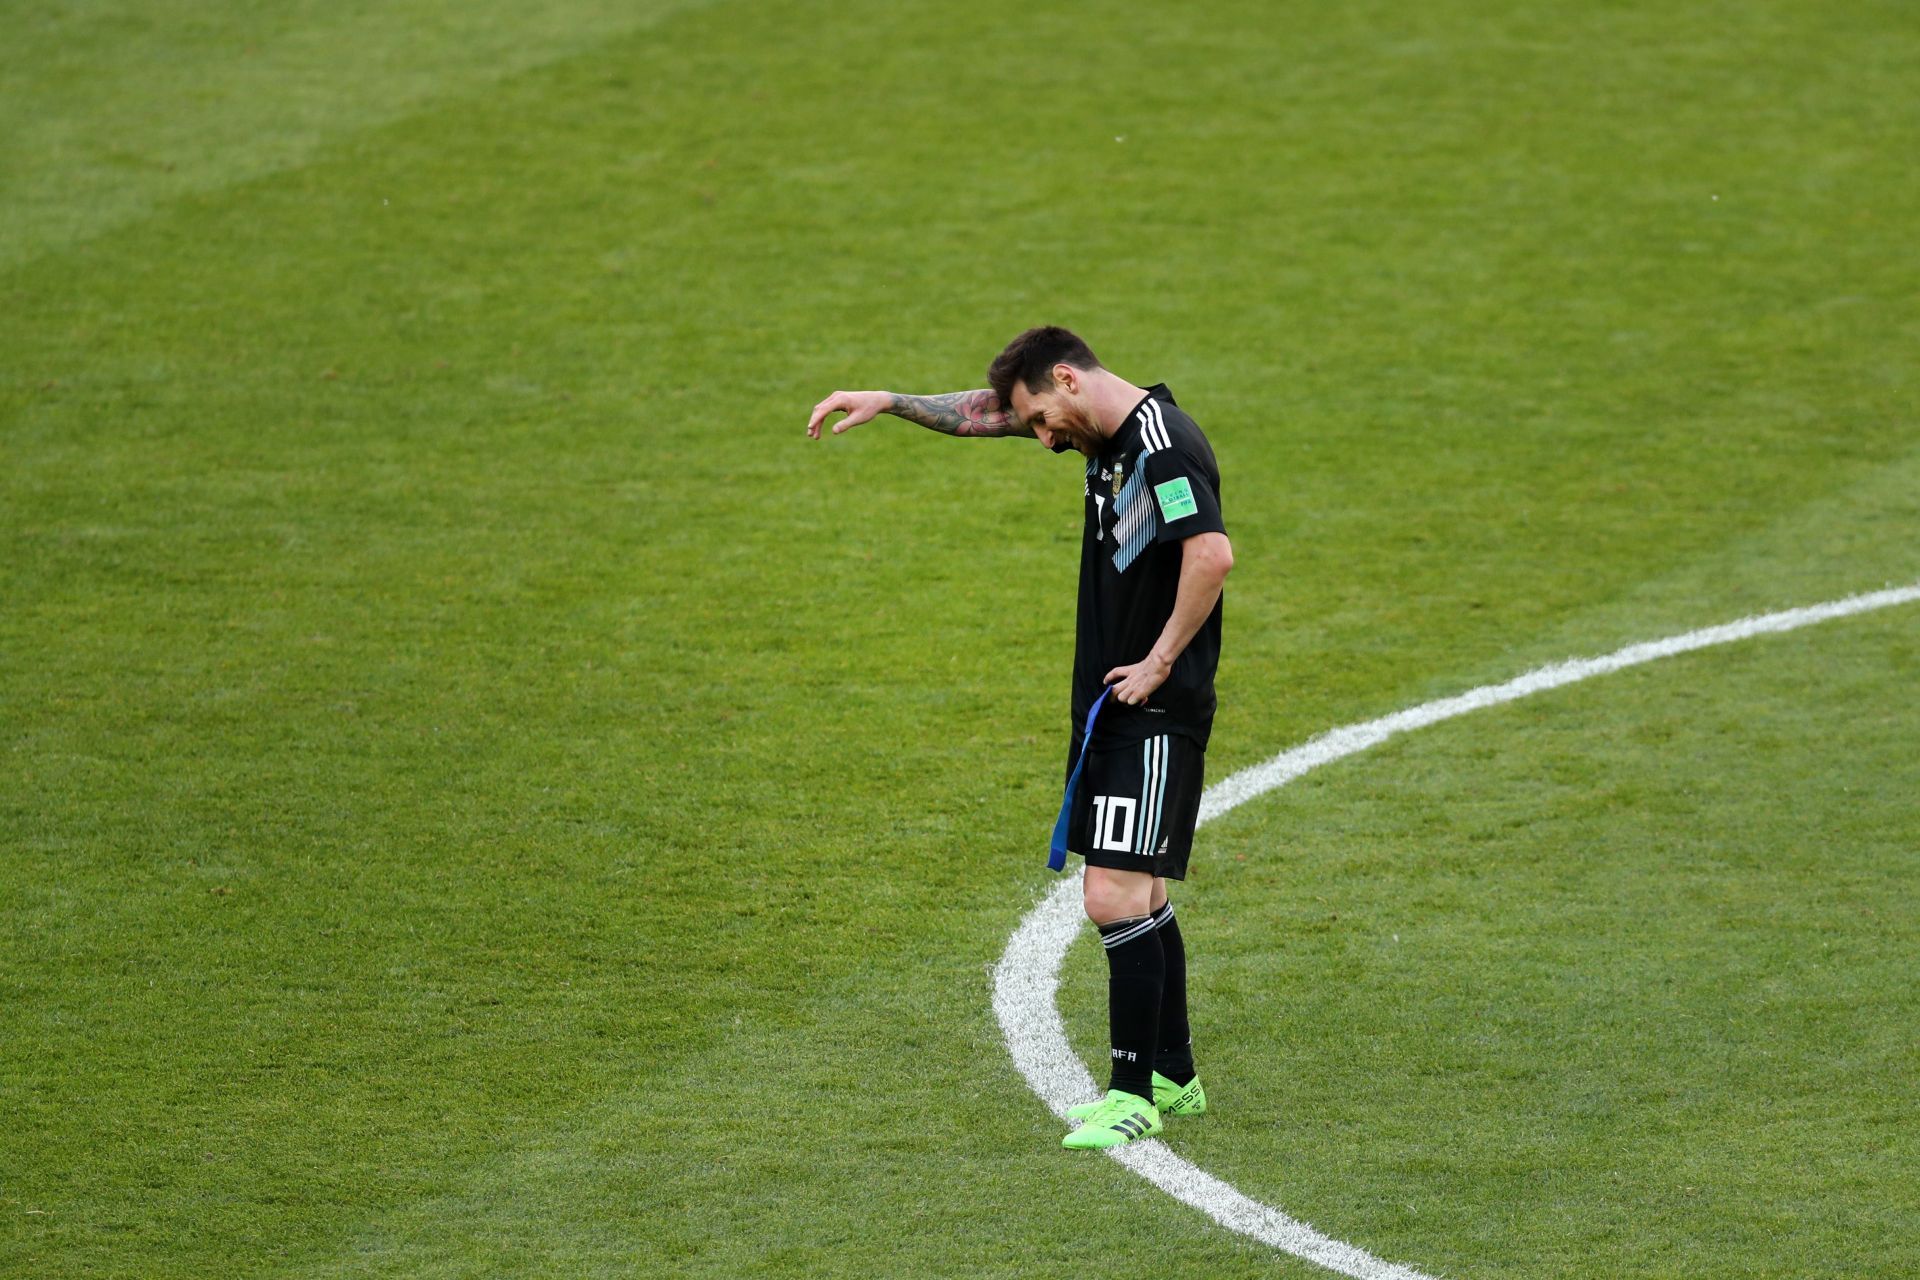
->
[1083, 872, 1153, 925]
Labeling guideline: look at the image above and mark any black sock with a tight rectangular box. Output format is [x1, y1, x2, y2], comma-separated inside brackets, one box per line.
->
[1098, 914, 1164, 1101]
[1151, 903, 1195, 1085]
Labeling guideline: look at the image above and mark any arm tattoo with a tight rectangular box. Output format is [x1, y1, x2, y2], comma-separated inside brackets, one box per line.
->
[887, 389, 1034, 438]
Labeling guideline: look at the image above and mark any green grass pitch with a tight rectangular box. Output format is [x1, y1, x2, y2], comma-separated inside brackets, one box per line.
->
[3, 1, 1916, 1276]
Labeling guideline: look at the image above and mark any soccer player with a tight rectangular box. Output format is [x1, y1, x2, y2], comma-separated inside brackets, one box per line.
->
[806, 327, 1232, 1150]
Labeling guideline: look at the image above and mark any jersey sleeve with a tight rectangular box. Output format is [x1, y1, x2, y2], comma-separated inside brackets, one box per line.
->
[1142, 443, 1225, 545]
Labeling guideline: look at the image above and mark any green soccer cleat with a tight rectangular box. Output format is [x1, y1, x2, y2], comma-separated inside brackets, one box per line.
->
[1067, 1072, 1206, 1121]
[1061, 1089, 1162, 1149]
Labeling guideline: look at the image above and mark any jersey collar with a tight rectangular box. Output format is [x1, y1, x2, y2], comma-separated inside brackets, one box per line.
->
[1106, 383, 1175, 460]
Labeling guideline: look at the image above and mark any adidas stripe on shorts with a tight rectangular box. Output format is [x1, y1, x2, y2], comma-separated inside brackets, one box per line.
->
[1068, 732, 1206, 881]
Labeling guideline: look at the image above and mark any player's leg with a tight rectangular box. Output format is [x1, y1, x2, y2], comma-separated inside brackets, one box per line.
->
[1083, 863, 1155, 921]
[1063, 739, 1208, 1131]
[1149, 878, 1192, 1084]
[1145, 737, 1209, 1116]
[1061, 864, 1165, 1148]
[1148, 887, 1204, 1113]
[1081, 863, 1161, 1105]
[1060, 741, 1171, 1147]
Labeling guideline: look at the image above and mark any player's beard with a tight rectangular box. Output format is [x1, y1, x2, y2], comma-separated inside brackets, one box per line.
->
[1050, 405, 1104, 456]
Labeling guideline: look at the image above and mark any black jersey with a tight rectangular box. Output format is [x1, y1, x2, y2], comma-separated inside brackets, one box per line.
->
[1071, 384, 1226, 751]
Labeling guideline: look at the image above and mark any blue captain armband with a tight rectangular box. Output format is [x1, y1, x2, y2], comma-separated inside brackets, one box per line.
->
[1048, 687, 1114, 872]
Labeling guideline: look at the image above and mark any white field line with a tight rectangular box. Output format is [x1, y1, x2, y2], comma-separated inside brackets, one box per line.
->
[992, 583, 1920, 1280]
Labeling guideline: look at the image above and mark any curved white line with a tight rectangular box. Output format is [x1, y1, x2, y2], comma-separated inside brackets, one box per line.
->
[993, 583, 1920, 1279]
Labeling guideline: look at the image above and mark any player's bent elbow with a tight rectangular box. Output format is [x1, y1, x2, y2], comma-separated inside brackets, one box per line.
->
[1197, 534, 1233, 578]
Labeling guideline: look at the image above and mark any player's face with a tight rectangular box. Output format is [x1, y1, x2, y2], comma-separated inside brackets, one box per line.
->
[1013, 377, 1099, 457]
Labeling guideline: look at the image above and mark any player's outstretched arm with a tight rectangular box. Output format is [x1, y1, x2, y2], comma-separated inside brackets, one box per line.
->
[806, 389, 1035, 439]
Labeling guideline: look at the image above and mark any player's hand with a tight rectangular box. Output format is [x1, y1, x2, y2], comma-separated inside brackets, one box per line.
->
[807, 390, 891, 439]
[1104, 653, 1172, 707]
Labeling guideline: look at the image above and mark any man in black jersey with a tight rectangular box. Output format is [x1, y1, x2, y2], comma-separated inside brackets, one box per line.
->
[806, 327, 1232, 1149]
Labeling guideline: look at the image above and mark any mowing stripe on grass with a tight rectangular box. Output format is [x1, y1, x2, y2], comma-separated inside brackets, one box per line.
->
[993, 582, 1920, 1280]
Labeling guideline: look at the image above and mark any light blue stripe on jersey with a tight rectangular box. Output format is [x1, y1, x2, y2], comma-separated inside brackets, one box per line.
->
[1153, 736, 1168, 851]
[1135, 736, 1154, 854]
[1111, 478, 1158, 571]
[1137, 735, 1168, 855]
[1111, 402, 1162, 573]
[1156, 737, 1165, 854]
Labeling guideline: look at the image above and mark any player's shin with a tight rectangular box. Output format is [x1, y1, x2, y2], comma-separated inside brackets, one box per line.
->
[1151, 902, 1195, 1085]
[1098, 914, 1164, 1102]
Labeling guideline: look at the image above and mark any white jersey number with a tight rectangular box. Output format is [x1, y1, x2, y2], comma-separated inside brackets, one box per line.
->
[1090, 794, 1137, 853]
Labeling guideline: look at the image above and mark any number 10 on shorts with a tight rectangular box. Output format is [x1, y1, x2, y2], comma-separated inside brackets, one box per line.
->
[1090, 794, 1138, 853]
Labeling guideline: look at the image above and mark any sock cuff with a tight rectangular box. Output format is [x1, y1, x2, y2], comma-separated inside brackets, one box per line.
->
[1098, 914, 1158, 950]
[1150, 902, 1175, 929]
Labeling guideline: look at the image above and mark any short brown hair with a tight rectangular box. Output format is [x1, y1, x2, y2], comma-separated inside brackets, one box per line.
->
[988, 326, 1103, 408]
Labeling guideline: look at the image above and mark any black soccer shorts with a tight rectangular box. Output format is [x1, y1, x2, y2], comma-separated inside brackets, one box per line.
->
[1067, 732, 1206, 881]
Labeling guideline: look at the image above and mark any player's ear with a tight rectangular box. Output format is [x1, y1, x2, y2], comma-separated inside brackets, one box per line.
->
[1054, 363, 1079, 395]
